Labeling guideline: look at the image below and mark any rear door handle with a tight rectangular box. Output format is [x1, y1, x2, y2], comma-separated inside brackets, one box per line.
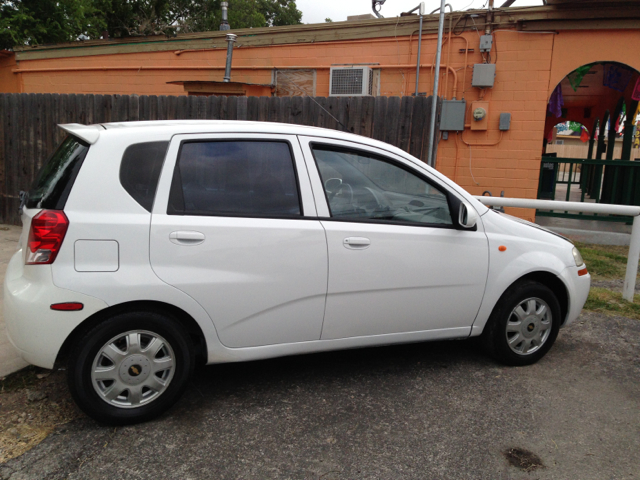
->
[343, 237, 371, 249]
[169, 231, 205, 246]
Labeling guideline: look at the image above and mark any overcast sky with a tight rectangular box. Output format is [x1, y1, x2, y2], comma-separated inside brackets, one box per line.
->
[296, 0, 543, 24]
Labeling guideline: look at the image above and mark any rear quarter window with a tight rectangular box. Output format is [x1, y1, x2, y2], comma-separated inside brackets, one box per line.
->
[119, 141, 169, 212]
[26, 136, 89, 210]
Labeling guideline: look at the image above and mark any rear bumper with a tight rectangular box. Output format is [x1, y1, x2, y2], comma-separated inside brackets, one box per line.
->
[4, 249, 108, 369]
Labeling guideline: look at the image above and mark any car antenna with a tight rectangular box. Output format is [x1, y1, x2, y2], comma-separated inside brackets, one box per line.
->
[275, 72, 348, 132]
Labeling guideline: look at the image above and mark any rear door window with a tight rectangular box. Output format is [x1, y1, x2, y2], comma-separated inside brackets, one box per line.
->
[168, 140, 302, 217]
[26, 136, 89, 209]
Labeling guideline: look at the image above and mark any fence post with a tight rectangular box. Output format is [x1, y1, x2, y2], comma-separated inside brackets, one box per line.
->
[623, 215, 640, 302]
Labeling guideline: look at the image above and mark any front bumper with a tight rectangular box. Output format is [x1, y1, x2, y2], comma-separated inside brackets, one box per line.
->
[560, 264, 591, 326]
[4, 249, 108, 369]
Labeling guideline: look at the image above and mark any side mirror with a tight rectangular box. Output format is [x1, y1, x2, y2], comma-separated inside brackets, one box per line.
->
[458, 201, 478, 229]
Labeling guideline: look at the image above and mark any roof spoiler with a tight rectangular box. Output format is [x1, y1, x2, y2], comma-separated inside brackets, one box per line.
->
[58, 123, 102, 144]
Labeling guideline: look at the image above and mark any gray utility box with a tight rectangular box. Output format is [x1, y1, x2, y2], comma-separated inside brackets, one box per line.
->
[499, 112, 511, 131]
[472, 64, 496, 88]
[440, 99, 466, 131]
[479, 35, 493, 53]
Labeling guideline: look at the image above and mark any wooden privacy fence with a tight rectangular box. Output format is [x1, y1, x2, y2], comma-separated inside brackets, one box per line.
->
[0, 93, 438, 225]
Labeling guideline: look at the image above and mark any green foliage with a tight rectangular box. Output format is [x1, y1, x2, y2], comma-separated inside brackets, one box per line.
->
[574, 242, 634, 280]
[325, 17, 332, 22]
[574, 242, 640, 320]
[0, 0, 106, 50]
[584, 288, 640, 320]
[0, 0, 302, 49]
[179, 0, 302, 33]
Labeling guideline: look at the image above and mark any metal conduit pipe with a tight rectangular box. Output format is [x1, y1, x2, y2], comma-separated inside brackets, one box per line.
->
[223, 33, 237, 83]
[486, 0, 494, 35]
[372, 0, 386, 18]
[220, 1, 230, 31]
[12, 64, 458, 91]
[426, 0, 447, 168]
[430, 3, 453, 15]
[414, 3, 425, 96]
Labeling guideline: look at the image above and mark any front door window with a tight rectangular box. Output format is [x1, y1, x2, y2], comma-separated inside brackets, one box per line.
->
[311, 145, 452, 226]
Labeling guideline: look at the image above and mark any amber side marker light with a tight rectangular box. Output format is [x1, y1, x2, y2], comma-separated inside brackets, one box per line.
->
[50, 302, 84, 311]
[578, 268, 588, 277]
[498, 246, 507, 252]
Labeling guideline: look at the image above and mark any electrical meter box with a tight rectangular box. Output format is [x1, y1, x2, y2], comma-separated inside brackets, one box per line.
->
[472, 64, 496, 88]
[440, 99, 466, 131]
[471, 101, 489, 131]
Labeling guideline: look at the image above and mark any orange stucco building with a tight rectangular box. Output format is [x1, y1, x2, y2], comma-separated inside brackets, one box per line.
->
[1, 1, 639, 221]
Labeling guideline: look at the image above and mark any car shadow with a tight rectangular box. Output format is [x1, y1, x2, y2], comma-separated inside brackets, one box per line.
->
[174, 337, 494, 417]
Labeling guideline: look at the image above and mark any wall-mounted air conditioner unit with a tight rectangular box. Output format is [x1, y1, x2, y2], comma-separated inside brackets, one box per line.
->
[330, 66, 374, 96]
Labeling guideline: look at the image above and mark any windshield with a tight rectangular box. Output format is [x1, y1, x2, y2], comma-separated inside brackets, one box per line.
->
[26, 136, 89, 209]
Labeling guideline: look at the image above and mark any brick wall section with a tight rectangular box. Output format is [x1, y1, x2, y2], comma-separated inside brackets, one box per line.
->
[5, 28, 640, 221]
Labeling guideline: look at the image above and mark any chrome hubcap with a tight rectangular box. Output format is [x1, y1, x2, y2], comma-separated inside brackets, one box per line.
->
[91, 330, 175, 409]
[506, 297, 552, 356]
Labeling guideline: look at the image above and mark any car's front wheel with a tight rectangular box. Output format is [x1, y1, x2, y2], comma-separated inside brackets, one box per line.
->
[482, 281, 561, 366]
[68, 311, 194, 425]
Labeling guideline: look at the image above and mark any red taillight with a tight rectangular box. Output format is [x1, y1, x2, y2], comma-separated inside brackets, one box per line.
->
[26, 210, 69, 265]
[578, 267, 588, 276]
[50, 302, 84, 311]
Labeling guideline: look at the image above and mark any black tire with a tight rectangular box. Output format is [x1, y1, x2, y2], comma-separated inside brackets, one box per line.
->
[481, 280, 561, 366]
[68, 311, 194, 425]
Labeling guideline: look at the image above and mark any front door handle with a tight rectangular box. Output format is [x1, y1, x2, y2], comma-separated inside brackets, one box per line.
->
[343, 237, 371, 249]
[169, 231, 205, 246]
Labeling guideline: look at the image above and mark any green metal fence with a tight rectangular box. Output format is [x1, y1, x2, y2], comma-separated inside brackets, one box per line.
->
[536, 156, 640, 223]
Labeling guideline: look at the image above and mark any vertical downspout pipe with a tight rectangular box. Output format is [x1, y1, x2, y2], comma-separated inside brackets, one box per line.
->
[223, 33, 237, 83]
[414, 3, 425, 96]
[426, 0, 447, 168]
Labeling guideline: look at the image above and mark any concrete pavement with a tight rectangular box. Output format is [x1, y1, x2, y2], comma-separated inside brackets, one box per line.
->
[1, 310, 638, 479]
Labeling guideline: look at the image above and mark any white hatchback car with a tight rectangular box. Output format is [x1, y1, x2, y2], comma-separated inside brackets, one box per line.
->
[5, 121, 590, 424]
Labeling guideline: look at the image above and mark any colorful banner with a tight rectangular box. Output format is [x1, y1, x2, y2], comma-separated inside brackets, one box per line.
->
[632, 77, 640, 101]
[548, 84, 564, 118]
[603, 63, 633, 92]
[567, 65, 592, 92]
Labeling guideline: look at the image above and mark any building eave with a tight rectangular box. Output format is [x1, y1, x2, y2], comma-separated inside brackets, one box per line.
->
[11, 2, 640, 61]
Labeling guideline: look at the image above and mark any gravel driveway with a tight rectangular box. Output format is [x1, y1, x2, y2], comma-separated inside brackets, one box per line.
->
[1, 310, 638, 480]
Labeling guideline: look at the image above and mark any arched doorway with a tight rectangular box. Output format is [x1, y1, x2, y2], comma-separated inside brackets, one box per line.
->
[538, 61, 640, 218]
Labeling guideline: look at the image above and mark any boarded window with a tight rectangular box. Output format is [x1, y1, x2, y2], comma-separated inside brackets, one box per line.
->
[274, 70, 316, 97]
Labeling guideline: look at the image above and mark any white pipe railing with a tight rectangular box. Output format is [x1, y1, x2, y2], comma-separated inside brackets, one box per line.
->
[475, 196, 640, 302]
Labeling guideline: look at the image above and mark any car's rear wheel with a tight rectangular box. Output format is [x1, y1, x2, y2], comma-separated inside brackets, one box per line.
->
[68, 311, 194, 425]
[482, 281, 561, 366]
